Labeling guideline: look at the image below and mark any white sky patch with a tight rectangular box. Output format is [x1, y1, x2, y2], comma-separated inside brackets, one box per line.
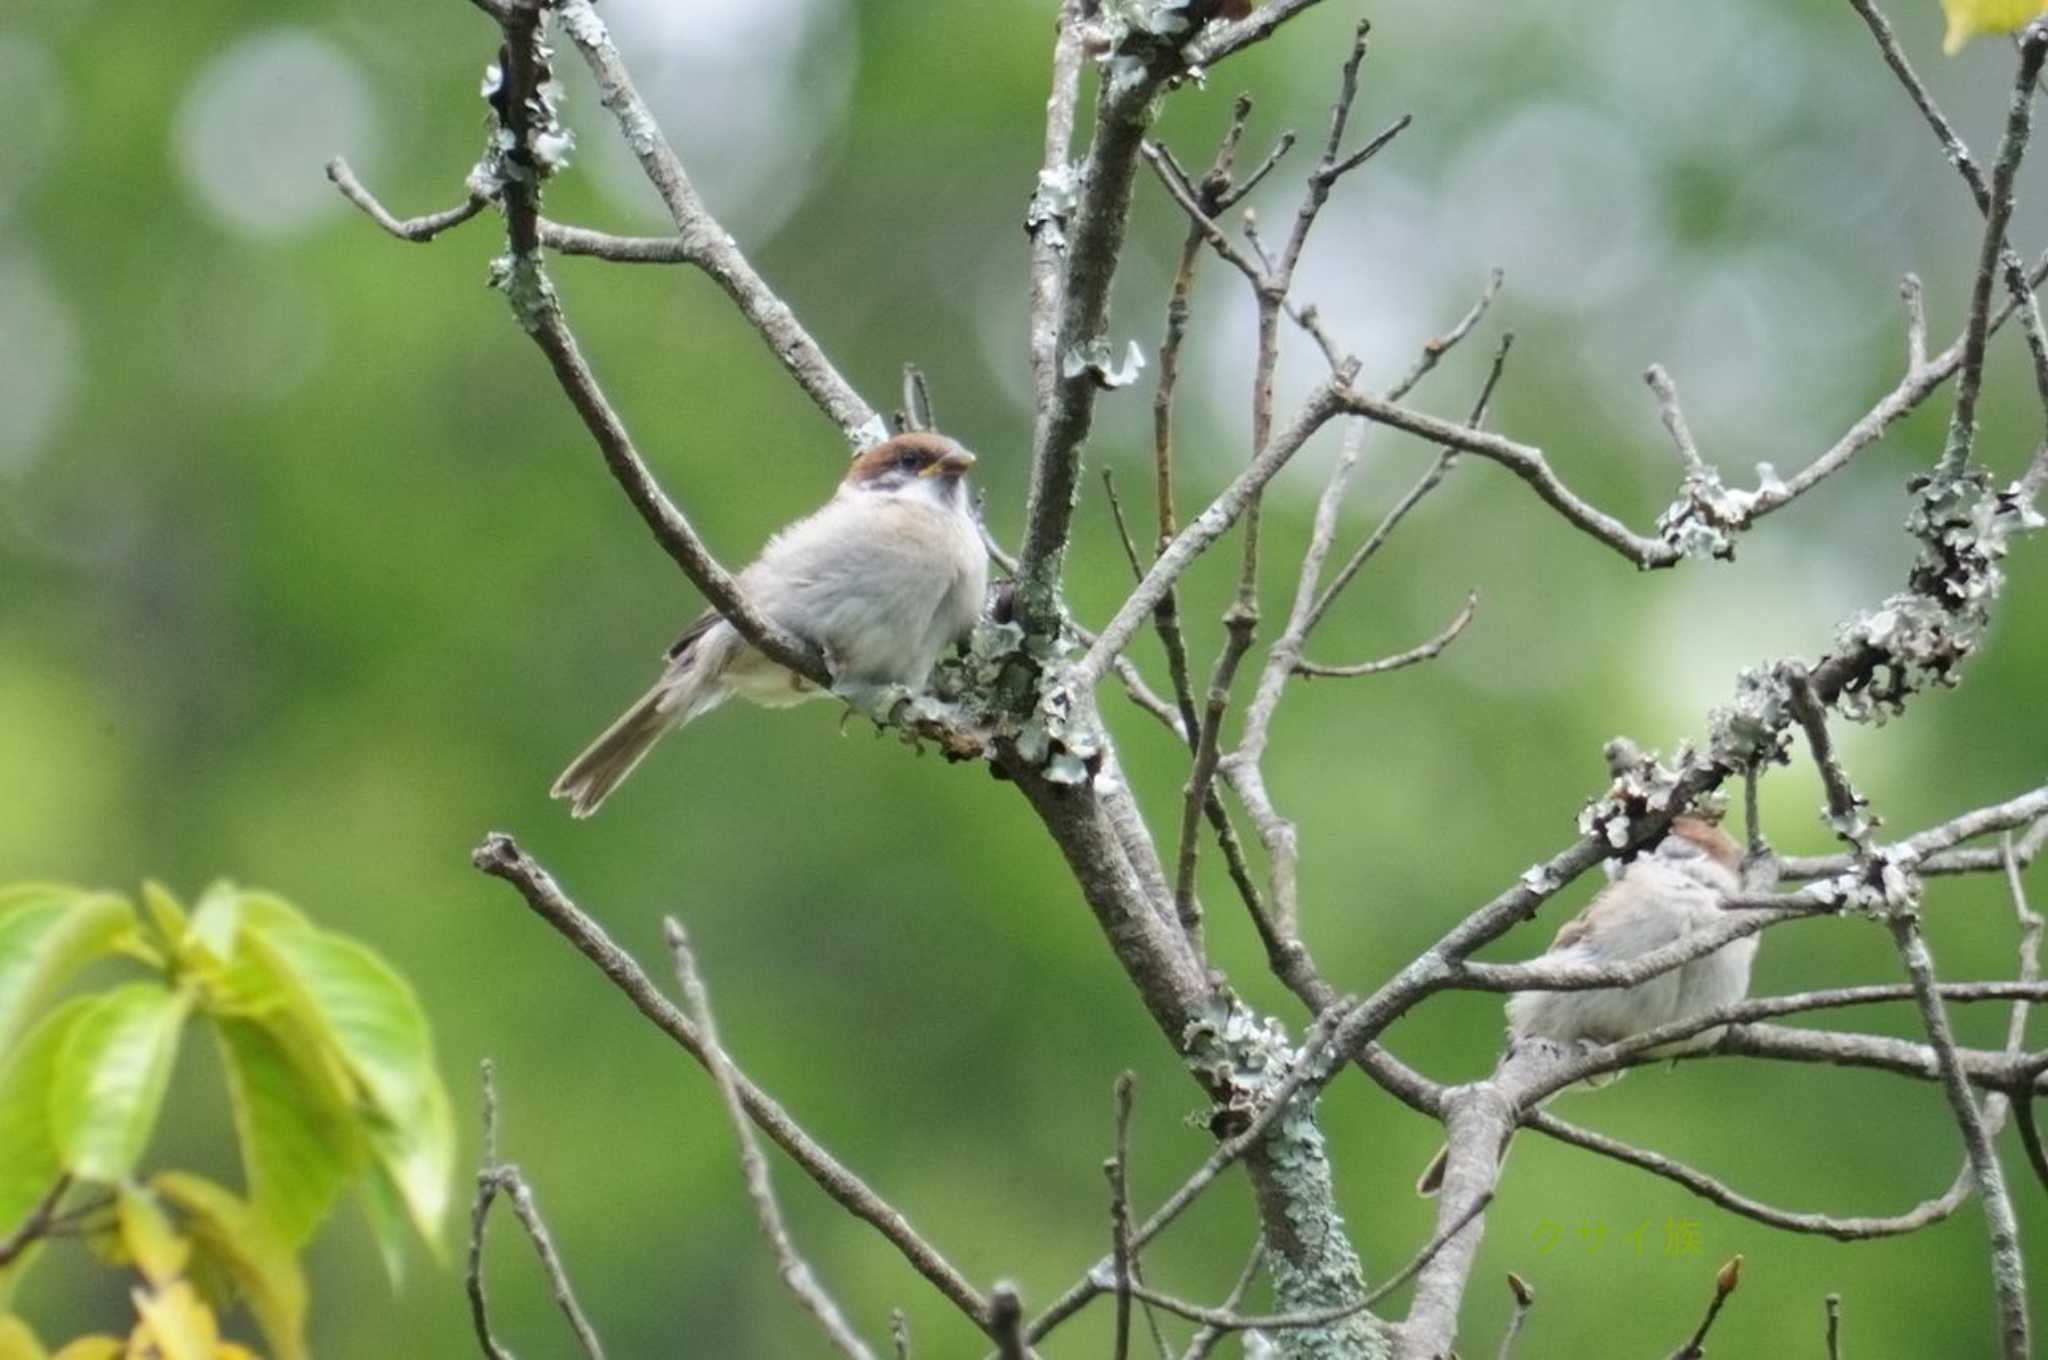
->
[174, 30, 380, 238]
[581, 0, 855, 243]
[0, 249, 79, 474]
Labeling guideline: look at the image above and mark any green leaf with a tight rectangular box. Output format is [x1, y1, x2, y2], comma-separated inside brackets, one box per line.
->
[50, 983, 193, 1182]
[47, 1338, 123, 1360]
[213, 1016, 357, 1245]
[131, 1281, 217, 1360]
[115, 1185, 190, 1287]
[243, 929, 451, 1243]
[0, 891, 133, 1050]
[232, 893, 309, 938]
[365, 1074, 454, 1260]
[0, 995, 96, 1228]
[0, 1313, 44, 1360]
[354, 1155, 413, 1287]
[0, 885, 82, 918]
[187, 883, 242, 963]
[152, 1173, 307, 1360]
[138, 883, 188, 956]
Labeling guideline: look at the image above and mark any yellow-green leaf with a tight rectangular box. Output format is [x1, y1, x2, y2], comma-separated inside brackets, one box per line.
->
[0, 996, 96, 1228]
[365, 1075, 454, 1260]
[229, 894, 309, 940]
[187, 883, 243, 963]
[0, 891, 133, 1050]
[139, 884, 188, 956]
[151, 1174, 306, 1360]
[242, 929, 451, 1241]
[47, 1339, 121, 1360]
[0, 1314, 43, 1360]
[1941, 0, 2048, 52]
[131, 1281, 217, 1360]
[213, 1017, 357, 1245]
[116, 1185, 190, 1287]
[0, 885, 82, 919]
[50, 983, 193, 1182]
[353, 1158, 412, 1287]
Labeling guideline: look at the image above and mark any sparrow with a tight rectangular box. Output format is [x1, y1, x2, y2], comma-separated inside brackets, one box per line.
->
[1416, 814, 1755, 1195]
[551, 432, 988, 817]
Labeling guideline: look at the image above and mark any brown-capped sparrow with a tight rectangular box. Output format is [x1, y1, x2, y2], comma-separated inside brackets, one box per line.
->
[551, 432, 988, 817]
[1417, 814, 1755, 1195]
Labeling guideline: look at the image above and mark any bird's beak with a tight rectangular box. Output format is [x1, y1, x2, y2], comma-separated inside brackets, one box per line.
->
[920, 449, 977, 478]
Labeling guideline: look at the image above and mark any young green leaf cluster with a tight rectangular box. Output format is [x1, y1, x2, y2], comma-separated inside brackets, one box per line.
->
[0, 881, 453, 1360]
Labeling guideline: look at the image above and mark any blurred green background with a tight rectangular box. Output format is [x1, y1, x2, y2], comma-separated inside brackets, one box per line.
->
[4, 0, 2046, 1354]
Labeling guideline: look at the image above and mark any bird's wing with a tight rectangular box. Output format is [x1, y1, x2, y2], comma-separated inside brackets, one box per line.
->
[661, 499, 862, 661]
[665, 608, 722, 662]
[1547, 866, 1690, 956]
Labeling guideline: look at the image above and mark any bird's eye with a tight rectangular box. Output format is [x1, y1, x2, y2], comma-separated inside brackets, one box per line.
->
[897, 453, 919, 471]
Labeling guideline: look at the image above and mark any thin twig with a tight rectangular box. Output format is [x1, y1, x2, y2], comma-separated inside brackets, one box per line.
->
[1888, 911, 2029, 1360]
[1074, 385, 1345, 691]
[1784, 663, 1871, 850]
[467, 1061, 607, 1360]
[1306, 332, 1512, 633]
[553, 0, 884, 448]
[1932, 20, 2048, 478]
[1497, 1274, 1535, 1360]
[1182, 1244, 1264, 1360]
[1643, 364, 1708, 476]
[1116, 1193, 1485, 1335]
[668, 919, 875, 1359]
[0, 1176, 71, 1269]
[1103, 470, 1149, 583]
[1293, 590, 1477, 679]
[408, 14, 833, 690]
[1826, 1294, 1844, 1360]
[1663, 1256, 1742, 1360]
[472, 837, 992, 1331]
[2001, 836, 2048, 1195]
[1844, 0, 2048, 431]
[991, 1284, 1028, 1360]
[1026, 1005, 1354, 1344]
[326, 158, 485, 242]
[1108, 1072, 1137, 1360]
[1777, 785, 2048, 880]
[1028, 0, 1087, 414]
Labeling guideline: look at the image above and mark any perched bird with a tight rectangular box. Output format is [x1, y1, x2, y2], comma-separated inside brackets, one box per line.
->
[1939, 0, 2048, 53]
[551, 432, 988, 817]
[1417, 815, 1755, 1195]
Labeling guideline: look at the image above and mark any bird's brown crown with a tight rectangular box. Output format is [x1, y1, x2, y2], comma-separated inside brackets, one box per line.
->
[1668, 814, 1742, 873]
[845, 433, 977, 487]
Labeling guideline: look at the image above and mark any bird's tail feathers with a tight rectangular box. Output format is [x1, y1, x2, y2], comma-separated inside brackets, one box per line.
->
[550, 640, 735, 817]
[1416, 1128, 1520, 1198]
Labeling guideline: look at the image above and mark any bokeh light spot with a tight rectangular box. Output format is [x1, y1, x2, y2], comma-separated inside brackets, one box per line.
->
[0, 250, 79, 474]
[174, 29, 380, 238]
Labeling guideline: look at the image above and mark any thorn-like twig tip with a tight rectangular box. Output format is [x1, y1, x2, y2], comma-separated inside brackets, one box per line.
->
[1507, 1272, 1534, 1307]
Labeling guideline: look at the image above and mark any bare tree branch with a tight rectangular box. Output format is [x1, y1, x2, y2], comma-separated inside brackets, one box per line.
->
[326, 158, 485, 242]
[1778, 784, 2048, 881]
[1293, 590, 1478, 679]
[1108, 1072, 1137, 1360]
[1663, 1256, 1742, 1360]
[471, 836, 993, 1332]
[1181, 1244, 1263, 1360]
[667, 920, 875, 1360]
[1073, 385, 1345, 690]
[552, 0, 885, 448]
[467, 1061, 606, 1360]
[1496, 1274, 1535, 1360]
